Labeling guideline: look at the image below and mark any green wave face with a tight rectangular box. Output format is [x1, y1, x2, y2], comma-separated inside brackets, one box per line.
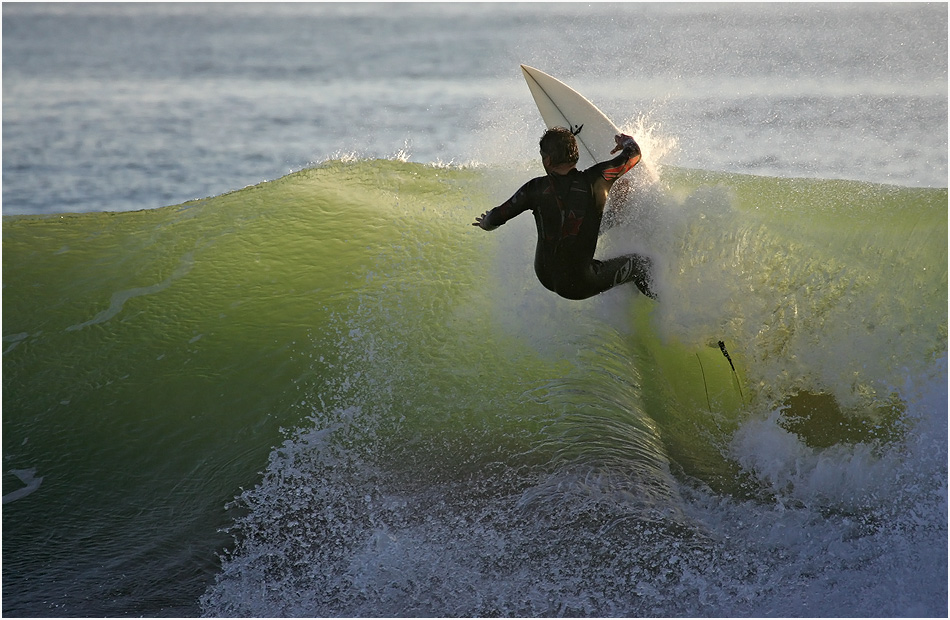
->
[3, 160, 947, 616]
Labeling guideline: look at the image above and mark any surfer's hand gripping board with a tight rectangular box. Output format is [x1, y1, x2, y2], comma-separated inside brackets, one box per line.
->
[611, 133, 637, 154]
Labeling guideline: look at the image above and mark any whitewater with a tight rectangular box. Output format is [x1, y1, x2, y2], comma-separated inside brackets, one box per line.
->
[3, 3, 947, 617]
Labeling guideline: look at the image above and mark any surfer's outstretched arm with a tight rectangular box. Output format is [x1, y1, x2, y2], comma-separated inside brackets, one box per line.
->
[472, 182, 535, 231]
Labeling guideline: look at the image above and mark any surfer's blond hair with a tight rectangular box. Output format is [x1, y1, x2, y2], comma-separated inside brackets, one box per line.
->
[539, 127, 579, 167]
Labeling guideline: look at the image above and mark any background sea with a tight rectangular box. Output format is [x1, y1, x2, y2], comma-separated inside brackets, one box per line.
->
[3, 2, 947, 617]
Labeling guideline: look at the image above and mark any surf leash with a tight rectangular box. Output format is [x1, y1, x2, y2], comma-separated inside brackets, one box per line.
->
[696, 353, 712, 413]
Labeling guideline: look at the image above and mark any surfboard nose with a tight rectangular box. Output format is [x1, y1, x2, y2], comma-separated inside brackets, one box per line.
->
[519, 64, 619, 168]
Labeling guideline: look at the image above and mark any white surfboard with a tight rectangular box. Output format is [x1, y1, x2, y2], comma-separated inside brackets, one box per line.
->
[520, 65, 620, 169]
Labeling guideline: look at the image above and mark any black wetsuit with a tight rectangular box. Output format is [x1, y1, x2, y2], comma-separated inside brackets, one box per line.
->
[482, 143, 655, 300]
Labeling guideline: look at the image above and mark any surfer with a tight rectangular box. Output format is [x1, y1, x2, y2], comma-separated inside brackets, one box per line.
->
[473, 128, 656, 300]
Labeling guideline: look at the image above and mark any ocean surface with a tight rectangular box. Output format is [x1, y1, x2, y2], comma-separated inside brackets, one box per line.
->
[3, 3, 947, 617]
